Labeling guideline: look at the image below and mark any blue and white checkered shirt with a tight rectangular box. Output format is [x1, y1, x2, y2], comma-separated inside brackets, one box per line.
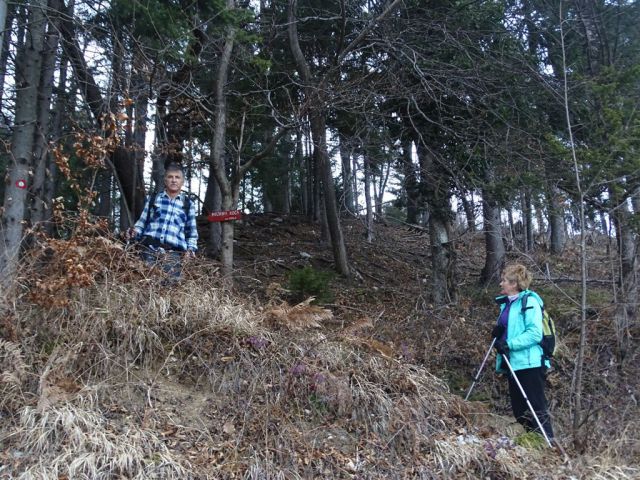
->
[134, 191, 198, 252]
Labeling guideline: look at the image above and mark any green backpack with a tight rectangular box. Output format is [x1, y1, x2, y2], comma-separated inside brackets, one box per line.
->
[521, 293, 557, 360]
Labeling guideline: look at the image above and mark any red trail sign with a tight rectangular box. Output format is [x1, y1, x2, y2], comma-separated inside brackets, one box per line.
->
[207, 210, 242, 222]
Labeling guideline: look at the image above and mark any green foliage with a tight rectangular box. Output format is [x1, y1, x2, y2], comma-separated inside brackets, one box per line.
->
[287, 266, 335, 304]
[383, 205, 406, 224]
[515, 431, 547, 450]
[443, 368, 471, 397]
[534, 284, 609, 322]
[308, 393, 329, 415]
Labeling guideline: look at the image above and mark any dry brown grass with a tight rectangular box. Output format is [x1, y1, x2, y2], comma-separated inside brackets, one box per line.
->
[0, 339, 27, 411]
[16, 397, 191, 479]
[0, 232, 638, 479]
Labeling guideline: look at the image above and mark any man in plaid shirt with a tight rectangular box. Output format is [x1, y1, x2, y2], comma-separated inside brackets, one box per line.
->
[132, 163, 198, 278]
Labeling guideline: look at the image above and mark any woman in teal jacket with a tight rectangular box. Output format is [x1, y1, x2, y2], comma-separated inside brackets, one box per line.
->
[492, 264, 554, 441]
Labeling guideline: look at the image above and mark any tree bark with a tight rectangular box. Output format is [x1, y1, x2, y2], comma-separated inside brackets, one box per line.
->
[548, 185, 566, 254]
[43, 35, 69, 235]
[363, 153, 374, 242]
[480, 165, 505, 286]
[430, 214, 455, 305]
[30, 0, 61, 228]
[0, 1, 7, 68]
[131, 52, 149, 213]
[339, 132, 355, 214]
[375, 159, 390, 216]
[459, 192, 476, 232]
[610, 186, 637, 359]
[0, 2, 14, 117]
[283, 152, 291, 215]
[295, 129, 308, 215]
[288, 0, 349, 276]
[401, 139, 419, 224]
[0, 0, 47, 286]
[415, 139, 455, 304]
[522, 189, 534, 252]
[204, 175, 222, 258]
[207, 0, 237, 277]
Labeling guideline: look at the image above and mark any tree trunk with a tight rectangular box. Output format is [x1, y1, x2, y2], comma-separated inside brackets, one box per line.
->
[375, 159, 390, 216]
[296, 129, 308, 215]
[283, 153, 291, 215]
[263, 192, 273, 213]
[415, 140, 455, 304]
[610, 186, 637, 359]
[480, 166, 506, 286]
[522, 189, 534, 252]
[132, 52, 149, 199]
[43, 36, 69, 235]
[310, 126, 321, 222]
[288, 0, 349, 276]
[459, 192, 476, 232]
[401, 139, 419, 224]
[30, 0, 61, 228]
[0, 1, 7, 72]
[363, 153, 374, 242]
[632, 185, 640, 214]
[534, 194, 545, 240]
[0, 0, 47, 286]
[94, 170, 112, 218]
[313, 114, 349, 274]
[339, 132, 355, 214]
[152, 89, 168, 190]
[0, 2, 14, 116]
[430, 214, 455, 305]
[575, 0, 604, 75]
[207, 0, 236, 277]
[548, 185, 566, 254]
[204, 174, 222, 258]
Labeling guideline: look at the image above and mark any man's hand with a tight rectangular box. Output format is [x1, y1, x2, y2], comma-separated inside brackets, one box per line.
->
[491, 324, 505, 339]
[495, 340, 510, 356]
[122, 228, 136, 242]
[185, 249, 196, 260]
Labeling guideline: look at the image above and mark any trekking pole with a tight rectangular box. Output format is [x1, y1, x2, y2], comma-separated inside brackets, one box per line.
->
[464, 338, 496, 401]
[501, 353, 553, 447]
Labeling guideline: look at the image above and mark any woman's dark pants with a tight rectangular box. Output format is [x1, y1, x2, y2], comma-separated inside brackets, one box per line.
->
[508, 366, 554, 440]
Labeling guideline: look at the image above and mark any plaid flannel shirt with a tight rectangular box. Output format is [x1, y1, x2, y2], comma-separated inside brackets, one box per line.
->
[134, 191, 198, 252]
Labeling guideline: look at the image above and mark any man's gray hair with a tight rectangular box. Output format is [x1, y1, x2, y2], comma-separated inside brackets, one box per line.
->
[165, 163, 184, 176]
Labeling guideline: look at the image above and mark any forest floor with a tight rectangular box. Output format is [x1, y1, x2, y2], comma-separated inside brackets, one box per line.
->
[0, 213, 638, 479]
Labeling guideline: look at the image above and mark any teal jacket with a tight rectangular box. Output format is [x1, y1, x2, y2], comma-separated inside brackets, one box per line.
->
[495, 290, 549, 372]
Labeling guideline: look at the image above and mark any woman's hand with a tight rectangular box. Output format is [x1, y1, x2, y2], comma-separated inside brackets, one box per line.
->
[491, 325, 505, 339]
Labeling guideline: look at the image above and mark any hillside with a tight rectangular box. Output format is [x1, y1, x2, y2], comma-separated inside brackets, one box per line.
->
[0, 215, 638, 479]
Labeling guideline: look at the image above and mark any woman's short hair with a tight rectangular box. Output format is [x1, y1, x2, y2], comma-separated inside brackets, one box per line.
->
[502, 263, 532, 291]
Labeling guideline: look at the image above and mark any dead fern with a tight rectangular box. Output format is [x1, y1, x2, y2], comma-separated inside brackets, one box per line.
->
[264, 297, 333, 331]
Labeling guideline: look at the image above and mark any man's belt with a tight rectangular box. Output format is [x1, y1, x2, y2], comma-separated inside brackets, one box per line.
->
[139, 235, 184, 252]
